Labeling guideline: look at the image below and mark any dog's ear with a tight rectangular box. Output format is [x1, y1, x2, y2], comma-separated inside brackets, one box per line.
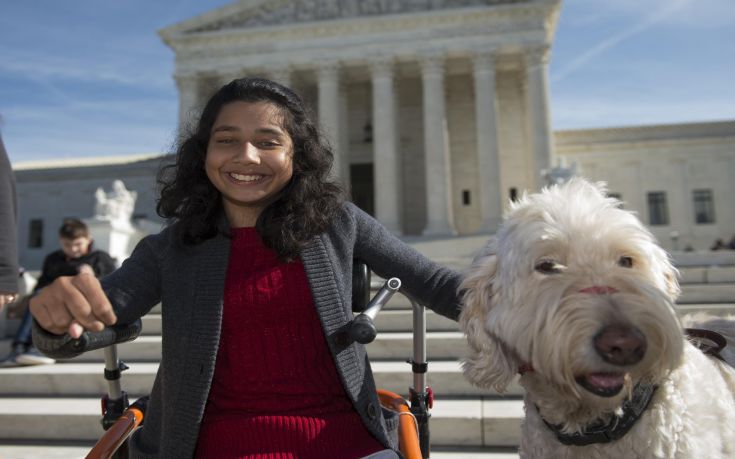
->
[459, 240, 519, 392]
[653, 247, 680, 301]
[663, 268, 680, 301]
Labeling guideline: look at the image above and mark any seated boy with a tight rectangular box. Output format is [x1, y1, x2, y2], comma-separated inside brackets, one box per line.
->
[1, 219, 116, 366]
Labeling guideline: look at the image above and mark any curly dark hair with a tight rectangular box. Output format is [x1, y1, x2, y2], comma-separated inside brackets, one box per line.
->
[157, 77, 345, 260]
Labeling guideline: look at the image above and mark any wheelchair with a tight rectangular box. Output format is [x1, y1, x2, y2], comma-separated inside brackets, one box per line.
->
[60, 261, 433, 459]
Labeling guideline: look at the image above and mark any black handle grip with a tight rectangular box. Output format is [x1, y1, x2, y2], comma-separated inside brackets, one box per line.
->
[58, 320, 143, 355]
[348, 277, 401, 344]
[350, 314, 378, 344]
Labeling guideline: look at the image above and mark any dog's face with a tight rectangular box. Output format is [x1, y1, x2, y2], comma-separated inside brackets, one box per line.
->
[460, 179, 684, 423]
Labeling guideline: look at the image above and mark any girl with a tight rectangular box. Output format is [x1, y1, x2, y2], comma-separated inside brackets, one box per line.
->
[30, 78, 462, 459]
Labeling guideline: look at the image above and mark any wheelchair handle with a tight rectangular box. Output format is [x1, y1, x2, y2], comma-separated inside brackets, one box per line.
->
[349, 278, 401, 344]
[57, 319, 143, 355]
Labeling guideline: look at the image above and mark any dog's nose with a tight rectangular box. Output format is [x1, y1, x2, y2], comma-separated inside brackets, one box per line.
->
[593, 324, 647, 366]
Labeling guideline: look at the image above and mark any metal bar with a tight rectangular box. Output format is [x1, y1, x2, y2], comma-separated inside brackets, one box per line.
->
[411, 299, 426, 392]
[104, 345, 122, 399]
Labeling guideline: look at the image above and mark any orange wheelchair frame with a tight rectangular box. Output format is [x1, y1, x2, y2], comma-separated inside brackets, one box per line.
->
[66, 262, 433, 459]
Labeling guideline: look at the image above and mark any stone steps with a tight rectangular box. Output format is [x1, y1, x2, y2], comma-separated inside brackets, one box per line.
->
[0, 442, 520, 459]
[39, 332, 468, 362]
[138, 302, 735, 336]
[0, 259, 732, 456]
[0, 361, 524, 398]
[0, 395, 524, 447]
[141, 281, 735, 317]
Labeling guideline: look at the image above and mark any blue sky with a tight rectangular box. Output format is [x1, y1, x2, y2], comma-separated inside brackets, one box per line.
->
[1, 0, 734, 163]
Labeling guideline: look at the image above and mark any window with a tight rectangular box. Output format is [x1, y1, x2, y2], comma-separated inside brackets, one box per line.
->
[29, 219, 43, 248]
[462, 190, 471, 206]
[647, 192, 669, 226]
[693, 189, 715, 224]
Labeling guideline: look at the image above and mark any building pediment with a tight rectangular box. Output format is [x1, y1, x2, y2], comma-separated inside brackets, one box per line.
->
[164, 0, 529, 37]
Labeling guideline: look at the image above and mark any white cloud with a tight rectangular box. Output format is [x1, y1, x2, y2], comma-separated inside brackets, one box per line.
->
[572, 0, 734, 27]
[552, 0, 692, 83]
[0, 46, 172, 89]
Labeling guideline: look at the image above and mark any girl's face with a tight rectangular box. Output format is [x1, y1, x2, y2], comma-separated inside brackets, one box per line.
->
[205, 101, 294, 227]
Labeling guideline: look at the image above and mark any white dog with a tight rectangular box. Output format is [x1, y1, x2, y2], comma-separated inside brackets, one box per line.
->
[459, 179, 735, 458]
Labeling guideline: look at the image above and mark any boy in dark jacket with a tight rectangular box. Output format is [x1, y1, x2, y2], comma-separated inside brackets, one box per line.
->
[1, 219, 116, 366]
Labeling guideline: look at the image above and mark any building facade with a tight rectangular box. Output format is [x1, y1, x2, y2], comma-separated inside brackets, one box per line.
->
[159, 0, 562, 236]
[11, 1, 735, 270]
[13, 155, 166, 270]
[556, 121, 735, 252]
[14, 119, 735, 269]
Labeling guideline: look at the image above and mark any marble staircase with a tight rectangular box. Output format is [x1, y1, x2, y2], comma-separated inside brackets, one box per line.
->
[0, 258, 733, 458]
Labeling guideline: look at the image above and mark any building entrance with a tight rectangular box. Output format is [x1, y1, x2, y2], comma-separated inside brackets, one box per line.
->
[349, 163, 374, 216]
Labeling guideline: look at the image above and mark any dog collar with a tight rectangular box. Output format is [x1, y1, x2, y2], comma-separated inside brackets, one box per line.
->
[539, 383, 658, 446]
[685, 328, 727, 361]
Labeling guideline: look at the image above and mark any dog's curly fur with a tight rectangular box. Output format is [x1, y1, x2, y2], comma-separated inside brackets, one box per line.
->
[459, 178, 735, 458]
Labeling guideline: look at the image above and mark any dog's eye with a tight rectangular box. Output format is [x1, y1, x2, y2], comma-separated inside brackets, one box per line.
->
[535, 260, 561, 274]
[618, 256, 634, 268]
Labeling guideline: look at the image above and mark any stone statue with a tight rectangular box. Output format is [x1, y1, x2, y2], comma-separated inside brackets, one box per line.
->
[94, 180, 137, 227]
[543, 160, 578, 187]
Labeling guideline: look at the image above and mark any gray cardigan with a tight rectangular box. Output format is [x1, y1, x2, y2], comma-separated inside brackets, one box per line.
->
[34, 202, 462, 458]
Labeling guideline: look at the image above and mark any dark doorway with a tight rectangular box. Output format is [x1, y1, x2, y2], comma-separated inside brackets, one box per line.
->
[350, 163, 374, 216]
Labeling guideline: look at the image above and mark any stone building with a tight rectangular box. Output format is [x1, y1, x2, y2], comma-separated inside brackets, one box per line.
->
[556, 121, 735, 252]
[158, 0, 562, 236]
[13, 154, 166, 270]
[14, 119, 735, 270]
[11, 1, 735, 270]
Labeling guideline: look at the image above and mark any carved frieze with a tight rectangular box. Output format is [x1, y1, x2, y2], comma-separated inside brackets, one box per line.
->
[192, 0, 529, 32]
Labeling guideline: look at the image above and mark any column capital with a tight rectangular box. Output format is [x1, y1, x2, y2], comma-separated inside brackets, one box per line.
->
[471, 49, 499, 74]
[267, 63, 292, 86]
[418, 52, 445, 77]
[174, 73, 200, 88]
[218, 70, 244, 86]
[369, 55, 394, 80]
[316, 59, 341, 81]
[524, 45, 551, 68]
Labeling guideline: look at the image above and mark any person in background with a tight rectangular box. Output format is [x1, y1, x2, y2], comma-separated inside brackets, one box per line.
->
[0, 132, 18, 311]
[29, 77, 462, 459]
[711, 238, 727, 251]
[1, 218, 115, 366]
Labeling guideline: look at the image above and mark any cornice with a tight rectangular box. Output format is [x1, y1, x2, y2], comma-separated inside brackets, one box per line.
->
[13, 154, 171, 183]
[162, 0, 542, 39]
[166, 3, 553, 55]
[554, 120, 735, 148]
[557, 136, 735, 157]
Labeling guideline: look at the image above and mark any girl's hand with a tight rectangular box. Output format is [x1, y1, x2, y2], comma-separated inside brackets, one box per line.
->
[29, 271, 117, 339]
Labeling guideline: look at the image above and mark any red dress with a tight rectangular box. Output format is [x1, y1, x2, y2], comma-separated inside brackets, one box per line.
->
[195, 228, 384, 459]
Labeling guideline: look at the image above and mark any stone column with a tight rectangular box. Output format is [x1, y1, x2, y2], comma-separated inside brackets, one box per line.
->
[472, 51, 503, 233]
[370, 57, 401, 233]
[218, 70, 242, 87]
[420, 53, 455, 236]
[175, 74, 201, 131]
[269, 64, 292, 88]
[317, 61, 344, 182]
[525, 46, 554, 190]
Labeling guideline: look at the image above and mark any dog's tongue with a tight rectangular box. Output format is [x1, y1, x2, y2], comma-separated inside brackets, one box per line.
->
[586, 372, 625, 389]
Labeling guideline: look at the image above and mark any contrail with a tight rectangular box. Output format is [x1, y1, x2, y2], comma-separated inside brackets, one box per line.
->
[551, 0, 692, 83]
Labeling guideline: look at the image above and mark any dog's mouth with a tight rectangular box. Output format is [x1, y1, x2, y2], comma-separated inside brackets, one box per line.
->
[575, 372, 626, 397]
